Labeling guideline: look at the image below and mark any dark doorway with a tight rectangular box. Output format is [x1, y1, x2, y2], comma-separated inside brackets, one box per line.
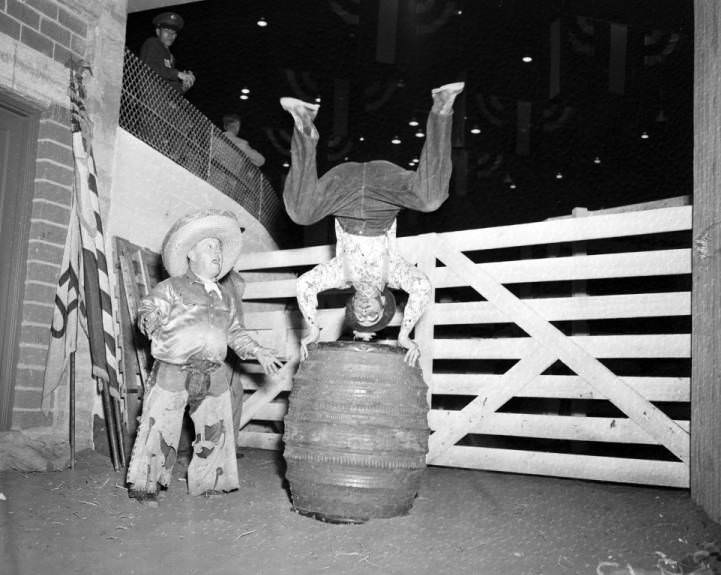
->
[0, 93, 39, 429]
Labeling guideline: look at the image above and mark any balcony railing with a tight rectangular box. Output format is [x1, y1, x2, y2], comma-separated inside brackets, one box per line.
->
[118, 48, 285, 242]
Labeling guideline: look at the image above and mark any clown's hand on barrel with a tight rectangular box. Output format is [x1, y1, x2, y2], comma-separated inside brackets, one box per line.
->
[299, 325, 321, 362]
[397, 333, 421, 367]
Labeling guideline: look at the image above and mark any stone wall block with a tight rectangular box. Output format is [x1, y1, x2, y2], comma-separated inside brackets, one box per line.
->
[40, 17, 70, 48]
[11, 410, 53, 429]
[70, 32, 84, 57]
[24, 280, 56, 304]
[26, 260, 61, 283]
[20, 324, 51, 348]
[37, 139, 73, 167]
[58, 6, 86, 38]
[12, 41, 67, 105]
[24, 0, 58, 20]
[13, 387, 44, 410]
[0, 10, 21, 39]
[35, 159, 73, 187]
[34, 180, 72, 205]
[38, 119, 72, 146]
[15, 367, 44, 389]
[29, 219, 68, 245]
[22, 302, 55, 326]
[20, 24, 53, 59]
[31, 199, 71, 227]
[27, 237, 65, 264]
[17, 344, 51, 367]
[53, 41, 71, 66]
[6, 0, 40, 29]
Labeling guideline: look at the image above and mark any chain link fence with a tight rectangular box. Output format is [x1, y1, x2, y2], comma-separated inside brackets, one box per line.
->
[118, 48, 286, 243]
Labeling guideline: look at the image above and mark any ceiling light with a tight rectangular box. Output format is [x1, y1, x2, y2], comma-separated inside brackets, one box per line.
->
[408, 161, 415, 167]
[522, 55, 533, 63]
[239, 94, 249, 100]
[641, 131, 649, 139]
[470, 125, 481, 135]
[358, 136, 365, 142]
[412, 158, 419, 163]
[408, 117, 419, 127]
[257, 17, 268, 27]
[555, 172, 563, 179]
[509, 183, 517, 190]
[414, 130, 425, 138]
[241, 87, 250, 94]
[455, 9, 463, 15]
[282, 161, 289, 168]
[593, 156, 601, 164]
[391, 136, 401, 144]
[314, 97, 321, 103]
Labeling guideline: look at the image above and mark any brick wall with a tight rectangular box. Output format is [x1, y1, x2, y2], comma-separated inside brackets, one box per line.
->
[0, 0, 89, 429]
[12, 104, 75, 429]
[0, 0, 87, 66]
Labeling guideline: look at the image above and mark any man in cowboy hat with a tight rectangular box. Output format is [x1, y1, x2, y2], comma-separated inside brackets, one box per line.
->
[126, 209, 282, 502]
[280, 82, 464, 366]
[140, 11, 195, 93]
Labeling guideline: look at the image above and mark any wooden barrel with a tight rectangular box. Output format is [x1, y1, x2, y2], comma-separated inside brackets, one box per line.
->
[283, 341, 429, 523]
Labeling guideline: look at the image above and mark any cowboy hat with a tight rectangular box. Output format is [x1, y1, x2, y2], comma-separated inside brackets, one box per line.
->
[161, 209, 243, 278]
[344, 287, 397, 334]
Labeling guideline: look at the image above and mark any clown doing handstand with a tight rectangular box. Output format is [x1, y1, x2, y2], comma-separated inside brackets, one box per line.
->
[281, 81, 464, 366]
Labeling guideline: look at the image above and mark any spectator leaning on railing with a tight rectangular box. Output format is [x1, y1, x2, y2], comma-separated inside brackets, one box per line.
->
[222, 113, 266, 167]
[140, 11, 196, 93]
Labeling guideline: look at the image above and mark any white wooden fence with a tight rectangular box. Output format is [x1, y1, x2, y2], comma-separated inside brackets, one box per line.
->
[233, 205, 691, 487]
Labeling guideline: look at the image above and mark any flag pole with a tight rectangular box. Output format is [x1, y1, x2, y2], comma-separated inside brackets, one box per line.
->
[99, 377, 121, 471]
[70, 351, 76, 470]
[113, 398, 126, 467]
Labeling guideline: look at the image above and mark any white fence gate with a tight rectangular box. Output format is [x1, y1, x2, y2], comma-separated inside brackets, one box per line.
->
[233, 206, 691, 487]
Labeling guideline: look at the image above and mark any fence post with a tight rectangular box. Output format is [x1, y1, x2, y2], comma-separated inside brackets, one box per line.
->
[692, 0, 721, 523]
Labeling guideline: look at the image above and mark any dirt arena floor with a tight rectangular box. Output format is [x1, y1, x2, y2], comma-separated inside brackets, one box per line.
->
[1, 448, 720, 575]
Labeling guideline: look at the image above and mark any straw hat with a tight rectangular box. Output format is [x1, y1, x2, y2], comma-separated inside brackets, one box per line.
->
[161, 209, 243, 278]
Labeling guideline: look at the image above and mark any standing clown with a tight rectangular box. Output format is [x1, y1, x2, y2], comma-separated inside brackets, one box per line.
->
[126, 209, 282, 501]
[281, 82, 464, 365]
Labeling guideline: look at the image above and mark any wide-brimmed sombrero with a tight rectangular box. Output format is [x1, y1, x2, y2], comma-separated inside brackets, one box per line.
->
[161, 209, 243, 278]
[344, 287, 397, 333]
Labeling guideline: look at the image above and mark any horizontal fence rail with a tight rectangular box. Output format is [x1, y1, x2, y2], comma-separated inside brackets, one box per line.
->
[233, 205, 693, 488]
[118, 48, 285, 242]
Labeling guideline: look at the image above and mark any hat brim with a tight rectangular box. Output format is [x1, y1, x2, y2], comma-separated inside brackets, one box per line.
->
[162, 210, 243, 278]
[345, 288, 397, 333]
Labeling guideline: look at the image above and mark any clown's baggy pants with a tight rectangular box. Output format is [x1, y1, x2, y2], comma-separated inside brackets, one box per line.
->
[126, 362, 239, 496]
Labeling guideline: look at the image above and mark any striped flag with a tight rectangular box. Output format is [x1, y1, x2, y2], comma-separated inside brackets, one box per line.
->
[68, 62, 121, 404]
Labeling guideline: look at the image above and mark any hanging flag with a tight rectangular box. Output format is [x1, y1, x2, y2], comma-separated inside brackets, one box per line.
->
[68, 62, 121, 403]
[41, 198, 83, 414]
